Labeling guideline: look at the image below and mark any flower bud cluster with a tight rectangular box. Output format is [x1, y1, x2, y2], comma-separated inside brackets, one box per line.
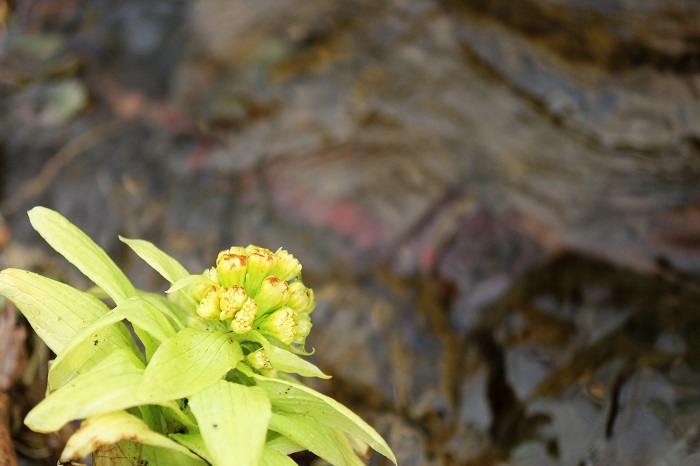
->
[192, 246, 314, 349]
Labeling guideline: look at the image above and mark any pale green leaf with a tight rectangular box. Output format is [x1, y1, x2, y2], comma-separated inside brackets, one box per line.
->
[160, 402, 200, 432]
[60, 411, 205, 464]
[262, 447, 298, 466]
[139, 291, 191, 330]
[28, 207, 136, 304]
[268, 412, 366, 466]
[248, 331, 330, 379]
[139, 329, 162, 361]
[266, 344, 329, 379]
[246, 330, 331, 379]
[47, 325, 140, 391]
[170, 433, 212, 464]
[265, 433, 306, 455]
[110, 296, 178, 344]
[120, 236, 190, 284]
[165, 274, 216, 294]
[254, 375, 396, 464]
[172, 432, 287, 466]
[138, 404, 164, 432]
[0, 269, 121, 354]
[138, 329, 243, 403]
[93, 439, 207, 466]
[49, 296, 178, 389]
[26, 350, 147, 432]
[189, 381, 271, 466]
[85, 285, 110, 299]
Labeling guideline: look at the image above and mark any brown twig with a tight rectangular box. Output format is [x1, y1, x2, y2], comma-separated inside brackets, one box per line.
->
[1, 121, 122, 216]
[0, 301, 25, 466]
[0, 392, 17, 466]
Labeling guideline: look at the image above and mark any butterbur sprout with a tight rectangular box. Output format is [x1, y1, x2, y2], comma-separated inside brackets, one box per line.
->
[0, 207, 397, 466]
[188, 245, 314, 351]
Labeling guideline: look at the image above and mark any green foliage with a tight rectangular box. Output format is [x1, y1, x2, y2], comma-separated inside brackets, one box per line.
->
[0, 207, 396, 466]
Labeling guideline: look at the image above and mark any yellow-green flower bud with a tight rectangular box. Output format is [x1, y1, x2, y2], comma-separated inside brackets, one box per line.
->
[287, 280, 313, 314]
[270, 248, 302, 281]
[257, 306, 295, 345]
[231, 297, 257, 334]
[217, 253, 247, 288]
[245, 245, 272, 256]
[244, 251, 275, 296]
[204, 266, 219, 282]
[245, 348, 272, 370]
[306, 288, 315, 314]
[255, 276, 289, 315]
[218, 285, 247, 320]
[196, 287, 220, 320]
[293, 312, 312, 343]
[217, 247, 247, 264]
[192, 267, 219, 302]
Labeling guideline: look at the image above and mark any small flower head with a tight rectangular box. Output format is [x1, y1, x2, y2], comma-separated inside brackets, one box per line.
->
[245, 245, 272, 256]
[218, 285, 247, 320]
[231, 297, 257, 334]
[293, 312, 312, 344]
[192, 267, 219, 302]
[217, 253, 247, 288]
[194, 244, 315, 346]
[255, 276, 289, 316]
[245, 348, 272, 370]
[270, 248, 302, 282]
[196, 287, 220, 320]
[217, 246, 247, 263]
[245, 250, 275, 295]
[257, 306, 295, 345]
[287, 280, 314, 314]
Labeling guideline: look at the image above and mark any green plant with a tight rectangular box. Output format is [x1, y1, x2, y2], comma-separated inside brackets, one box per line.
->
[0, 207, 396, 466]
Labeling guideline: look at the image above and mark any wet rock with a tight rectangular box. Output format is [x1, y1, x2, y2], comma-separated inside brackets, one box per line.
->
[439, 210, 547, 335]
[450, 10, 700, 150]
[174, 0, 700, 275]
[447, 0, 700, 72]
[455, 0, 700, 165]
[264, 144, 463, 271]
[453, 254, 700, 464]
[518, 393, 602, 465]
[371, 413, 441, 466]
[189, 0, 363, 67]
[582, 367, 700, 466]
[308, 277, 452, 421]
[449, 354, 495, 463]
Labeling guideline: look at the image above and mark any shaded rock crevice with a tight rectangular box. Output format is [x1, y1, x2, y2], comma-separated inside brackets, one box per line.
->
[443, 0, 700, 74]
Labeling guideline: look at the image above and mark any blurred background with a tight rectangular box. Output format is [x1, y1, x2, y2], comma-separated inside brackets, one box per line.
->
[1, 0, 700, 465]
